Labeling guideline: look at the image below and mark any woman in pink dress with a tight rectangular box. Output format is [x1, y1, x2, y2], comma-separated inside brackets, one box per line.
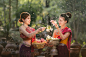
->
[51, 12, 72, 57]
[18, 12, 46, 57]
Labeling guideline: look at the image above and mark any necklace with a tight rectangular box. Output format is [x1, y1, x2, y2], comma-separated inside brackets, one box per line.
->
[23, 24, 28, 28]
[56, 27, 68, 35]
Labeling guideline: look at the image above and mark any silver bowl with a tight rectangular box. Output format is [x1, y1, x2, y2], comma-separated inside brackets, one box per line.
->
[50, 39, 60, 55]
[50, 39, 60, 45]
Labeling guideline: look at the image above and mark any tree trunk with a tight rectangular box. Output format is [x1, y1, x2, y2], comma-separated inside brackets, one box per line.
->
[3, 0, 6, 33]
[73, 0, 77, 40]
[46, 0, 51, 25]
[16, 0, 18, 27]
[9, 0, 11, 27]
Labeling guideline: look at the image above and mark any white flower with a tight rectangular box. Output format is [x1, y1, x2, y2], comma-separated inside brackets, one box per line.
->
[46, 25, 53, 32]
[51, 37, 53, 39]
[47, 35, 51, 39]
[46, 29, 50, 32]
[50, 28, 53, 31]
[47, 25, 51, 29]
[66, 15, 69, 18]
[52, 21, 57, 26]
[50, 20, 57, 26]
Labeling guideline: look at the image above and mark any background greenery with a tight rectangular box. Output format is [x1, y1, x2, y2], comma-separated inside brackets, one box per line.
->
[0, 0, 86, 46]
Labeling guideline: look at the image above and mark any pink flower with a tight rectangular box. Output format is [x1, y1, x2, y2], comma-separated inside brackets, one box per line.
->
[41, 38, 45, 42]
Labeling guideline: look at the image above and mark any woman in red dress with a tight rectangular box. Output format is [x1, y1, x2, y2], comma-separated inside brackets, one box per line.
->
[51, 12, 72, 57]
[18, 12, 46, 57]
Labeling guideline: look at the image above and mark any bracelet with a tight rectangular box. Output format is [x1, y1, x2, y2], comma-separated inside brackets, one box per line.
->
[39, 28, 42, 32]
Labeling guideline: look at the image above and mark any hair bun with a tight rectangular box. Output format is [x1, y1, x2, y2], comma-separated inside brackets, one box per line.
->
[66, 12, 72, 18]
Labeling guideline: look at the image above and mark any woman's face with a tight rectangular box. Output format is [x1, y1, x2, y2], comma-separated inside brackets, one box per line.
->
[23, 16, 31, 25]
[58, 16, 67, 26]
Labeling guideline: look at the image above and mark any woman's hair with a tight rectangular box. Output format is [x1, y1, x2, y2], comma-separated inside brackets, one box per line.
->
[18, 12, 30, 23]
[60, 12, 72, 23]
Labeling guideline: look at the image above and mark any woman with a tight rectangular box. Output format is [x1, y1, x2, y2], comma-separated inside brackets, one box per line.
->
[18, 12, 46, 57]
[51, 12, 72, 57]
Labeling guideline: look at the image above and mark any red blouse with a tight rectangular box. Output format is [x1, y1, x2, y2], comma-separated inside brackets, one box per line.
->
[20, 26, 36, 42]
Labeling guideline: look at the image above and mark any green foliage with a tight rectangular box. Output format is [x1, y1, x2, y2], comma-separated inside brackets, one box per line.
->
[0, 0, 86, 44]
[71, 40, 75, 44]
[83, 42, 86, 45]
[16, 0, 43, 26]
[10, 31, 23, 42]
[60, 0, 86, 43]
[77, 32, 86, 44]
[0, 21, 12, 39]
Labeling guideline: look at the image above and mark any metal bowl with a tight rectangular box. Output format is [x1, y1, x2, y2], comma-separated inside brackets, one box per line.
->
[50, 39, 60, 45]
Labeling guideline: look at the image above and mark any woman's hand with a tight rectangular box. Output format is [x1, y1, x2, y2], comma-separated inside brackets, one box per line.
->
[41, 27, 46, 31]
[37, 27, 46, 32]
[50, 20, 59, 29]
[55, 23, 59, 29]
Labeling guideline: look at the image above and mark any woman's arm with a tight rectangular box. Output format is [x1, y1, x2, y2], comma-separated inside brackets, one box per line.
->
[55, 25, 70, 40]
[19, 26, 43, 39]
[52, 29, 57, 37]
[50, 20, 70, 40]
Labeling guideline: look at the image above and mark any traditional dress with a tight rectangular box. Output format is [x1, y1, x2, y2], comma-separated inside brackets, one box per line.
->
[19, 26, 36, 57]
[53, 27, 72, 57]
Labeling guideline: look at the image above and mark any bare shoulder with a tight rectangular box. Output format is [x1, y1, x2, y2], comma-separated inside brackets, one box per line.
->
[19, 25, 25, 30]
[19, 25, 26, 33]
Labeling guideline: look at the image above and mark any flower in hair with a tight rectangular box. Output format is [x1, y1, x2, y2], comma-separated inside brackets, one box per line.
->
[66, 15, 69, 18]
